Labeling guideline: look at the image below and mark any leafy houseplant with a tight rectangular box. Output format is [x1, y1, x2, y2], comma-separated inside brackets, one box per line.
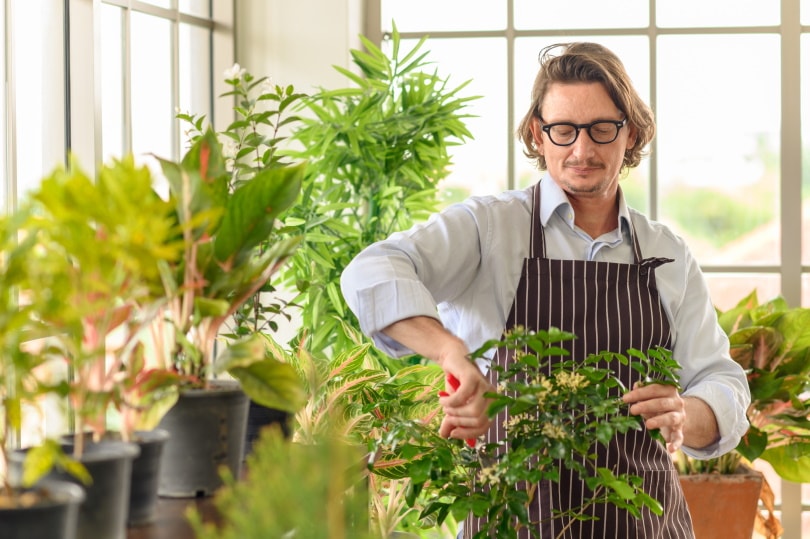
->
[0, 208, 88, 539]
[19, 156, 184, 453]
[369, 327, 681, 539]
[673, 290, 810, 538]
[177, 63, 307, 341]
[279, 23, 477, 359]
[12, 156, 193, 534]
[149, 127, 306, 412]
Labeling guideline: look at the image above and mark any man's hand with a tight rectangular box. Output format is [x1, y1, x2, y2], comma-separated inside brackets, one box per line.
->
[623, 382, 720, 453]
[623, 382, 685, 453]
[437, 352, 495, 443]
[381, 316, 495, 444]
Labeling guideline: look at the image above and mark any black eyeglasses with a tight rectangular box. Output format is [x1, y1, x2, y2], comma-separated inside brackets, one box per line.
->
[538, 117, 627, 146]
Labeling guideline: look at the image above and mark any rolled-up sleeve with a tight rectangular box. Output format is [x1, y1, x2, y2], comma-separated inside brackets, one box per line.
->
[340, 203, 487, 357]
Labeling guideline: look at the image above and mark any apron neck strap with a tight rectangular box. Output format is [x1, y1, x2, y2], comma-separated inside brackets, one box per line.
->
[530, 181, 644, 264]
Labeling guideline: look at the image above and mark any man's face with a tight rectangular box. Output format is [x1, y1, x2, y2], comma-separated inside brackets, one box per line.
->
[530, 81, 637, 201]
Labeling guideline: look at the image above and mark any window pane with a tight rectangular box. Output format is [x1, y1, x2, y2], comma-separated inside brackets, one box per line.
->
[802, 35, 810, 265]
[180, 0, 210, 17]
[804, 0, 810, 24]
[704, 274, 780, 311]
[657, 35, 780, 266]
[179, 22, 212, 156]
[131, 12, 173, 160]
[400, 37, 508, 201]
[514, 36, 650, 212]
[514, 0, 648, 30]
[382, 0, 505, 32]
[101, 4, 124, 161]
[657, 0, 780, 27]
[13, 0, 65, 197]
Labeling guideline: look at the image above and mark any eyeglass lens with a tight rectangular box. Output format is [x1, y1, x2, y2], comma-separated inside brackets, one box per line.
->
[547, 122, 620, 145]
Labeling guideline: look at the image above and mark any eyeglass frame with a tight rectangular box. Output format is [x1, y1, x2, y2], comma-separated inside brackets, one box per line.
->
[536, 115, 627, 146]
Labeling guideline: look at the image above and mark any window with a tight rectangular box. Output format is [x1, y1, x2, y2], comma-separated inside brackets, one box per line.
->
[0, 0, 233, 451]
[374, 0, 808, 535]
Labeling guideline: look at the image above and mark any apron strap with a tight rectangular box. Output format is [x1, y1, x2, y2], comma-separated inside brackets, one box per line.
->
[531, 181, 651, 265]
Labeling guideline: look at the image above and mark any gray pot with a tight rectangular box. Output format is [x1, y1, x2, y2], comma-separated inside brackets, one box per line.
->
[61, 429, 170, 526]
[0, 480, 85, 539]
[156, 380, 249, 497]
[11, 440, 140, 539]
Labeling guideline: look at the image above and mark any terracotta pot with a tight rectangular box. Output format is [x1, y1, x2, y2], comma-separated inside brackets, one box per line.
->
[679, 466, 763, 539]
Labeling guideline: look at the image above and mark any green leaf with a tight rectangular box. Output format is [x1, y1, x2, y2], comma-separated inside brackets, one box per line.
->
[215, 334, 306, 413]
[213, 162, 305, 265]
[760, 444, 810, 483]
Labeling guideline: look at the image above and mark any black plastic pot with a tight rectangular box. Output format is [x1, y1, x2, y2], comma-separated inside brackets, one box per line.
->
[127, 428, 170, 526]
[62, 429, 171, 526]
[245, 400, 291, 457]
[0, 480, 85, 539]
[11, 440, 140, 539]
[156, 379, 249, 497]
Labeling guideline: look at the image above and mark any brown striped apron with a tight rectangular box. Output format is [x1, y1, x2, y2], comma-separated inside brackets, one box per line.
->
[463, 184, 694, 538]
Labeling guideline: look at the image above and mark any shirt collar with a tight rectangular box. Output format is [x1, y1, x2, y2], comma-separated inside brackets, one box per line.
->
[538, 173, 633, 238]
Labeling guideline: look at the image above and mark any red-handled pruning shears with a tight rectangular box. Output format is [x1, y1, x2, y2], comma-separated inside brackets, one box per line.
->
[438, 374, 477, 448]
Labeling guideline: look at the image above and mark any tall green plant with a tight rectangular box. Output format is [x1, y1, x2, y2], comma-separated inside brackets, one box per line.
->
[280, 23, 477, 358]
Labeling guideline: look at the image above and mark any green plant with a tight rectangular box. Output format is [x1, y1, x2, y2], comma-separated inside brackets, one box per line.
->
[17, 156, 186, 457]
[370, 327, 681, 539]
[188, 424, 374, 539]
[674, 290, 810, 481]
[279, 23, 477, 358]
[177, 64, 307, 339]
[149, 126, 307, 415]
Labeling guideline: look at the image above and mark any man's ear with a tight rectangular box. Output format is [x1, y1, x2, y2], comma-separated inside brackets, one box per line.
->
[626, 123, 638, 149]
[529, 116, 544, 155]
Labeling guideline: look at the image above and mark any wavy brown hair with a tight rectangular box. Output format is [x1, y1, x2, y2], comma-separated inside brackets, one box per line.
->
[516, 42, 655, 171]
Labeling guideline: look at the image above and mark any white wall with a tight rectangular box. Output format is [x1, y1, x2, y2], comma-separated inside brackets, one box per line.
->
[234, 0, 363, 94]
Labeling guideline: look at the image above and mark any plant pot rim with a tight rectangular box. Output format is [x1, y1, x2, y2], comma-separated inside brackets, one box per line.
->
[0, 479, 86, 510]
[179, 379, 244, 397]
[679, 464, 763, 484]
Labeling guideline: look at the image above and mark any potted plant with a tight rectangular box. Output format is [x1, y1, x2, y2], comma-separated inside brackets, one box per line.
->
[146, 119, 307, 496]
[13, 155, 187, 536]
[368, 327, 682, 538]
[675, 290, 810, 539]
[0, 207, 88, 539]
[177, 64, 310, 455]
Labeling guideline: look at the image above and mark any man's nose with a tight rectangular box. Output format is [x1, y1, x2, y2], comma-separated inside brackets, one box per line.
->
[570, 129, 598, 155]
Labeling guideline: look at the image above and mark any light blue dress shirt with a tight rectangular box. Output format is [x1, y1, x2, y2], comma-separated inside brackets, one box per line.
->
[341, 175, 751, 458]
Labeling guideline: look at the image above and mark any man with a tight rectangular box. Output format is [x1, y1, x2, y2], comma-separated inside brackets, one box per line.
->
[341, 42, 750, 537]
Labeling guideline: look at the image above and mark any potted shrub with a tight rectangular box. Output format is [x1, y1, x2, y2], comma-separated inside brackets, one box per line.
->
[146, 122, 307, 497]
[368, 327, 682, 538]
[675, 290, 810, 539]
[14, 155, 186, 536]
[0, 207, 88, 539]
